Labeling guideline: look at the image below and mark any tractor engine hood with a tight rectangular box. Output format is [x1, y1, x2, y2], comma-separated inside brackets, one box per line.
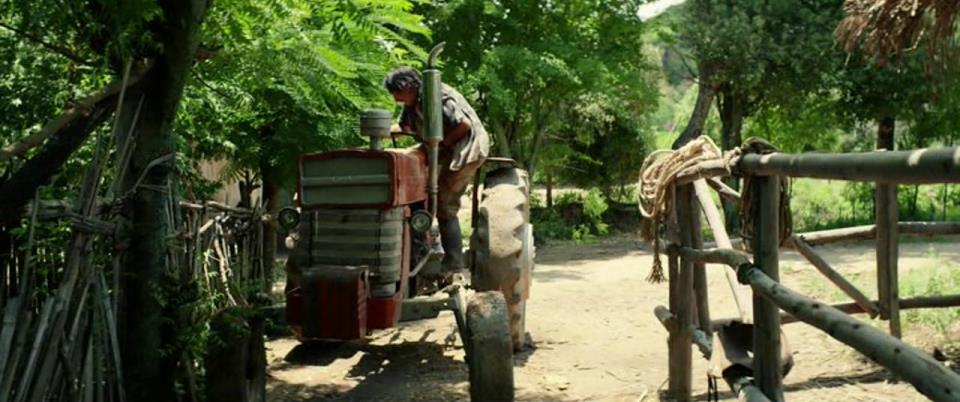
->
[297, 148, 428, 209]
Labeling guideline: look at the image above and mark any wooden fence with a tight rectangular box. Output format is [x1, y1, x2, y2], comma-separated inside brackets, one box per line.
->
[653, 145, 960, 401]
[0, 192, 265, 402]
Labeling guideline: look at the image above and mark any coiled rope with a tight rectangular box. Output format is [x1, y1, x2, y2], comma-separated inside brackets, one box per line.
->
[638, 136, 791, 283]
[638, 136, 740, 283]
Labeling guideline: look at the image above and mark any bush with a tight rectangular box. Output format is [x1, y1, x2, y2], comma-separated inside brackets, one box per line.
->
[532, 188, 609, 243]
[789, 180, 960, 233]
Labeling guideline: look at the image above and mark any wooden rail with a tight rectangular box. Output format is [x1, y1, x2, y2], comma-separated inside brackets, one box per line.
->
[796, 221, 960, 246]
[736, 147, 960, 183]
[740, 267, 960, 401]
[654, 144, 960, 402]
[789, 236, 880, 318]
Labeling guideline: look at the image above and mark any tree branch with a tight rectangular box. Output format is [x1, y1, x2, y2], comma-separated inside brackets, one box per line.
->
[0, 21, 94, 66]
[0, 62, 152, 163]
[0, 101, 114, 225]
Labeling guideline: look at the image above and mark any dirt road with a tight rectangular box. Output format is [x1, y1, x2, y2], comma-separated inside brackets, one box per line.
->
[267, 235, 960, 401]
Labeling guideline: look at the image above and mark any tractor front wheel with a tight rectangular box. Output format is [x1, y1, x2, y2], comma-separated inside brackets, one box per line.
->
[465, 291, 515, 401]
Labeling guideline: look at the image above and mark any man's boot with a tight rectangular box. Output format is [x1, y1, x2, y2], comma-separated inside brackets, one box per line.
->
[439, 218, 465, 272]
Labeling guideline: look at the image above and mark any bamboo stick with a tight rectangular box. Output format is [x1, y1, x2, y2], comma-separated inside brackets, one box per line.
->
[742, 267, 960, 401]
[694, 179, 752, 322]
[15, 298, 56, 402]
[0, 299, 20, 394]
[736, 147, 960, 184]
[82, 334, 94, 402]
[96, 274, 124, 402]
[752, 175, 783, 402]
[0, 308, 33, 401]
[790, 236, 879, 318]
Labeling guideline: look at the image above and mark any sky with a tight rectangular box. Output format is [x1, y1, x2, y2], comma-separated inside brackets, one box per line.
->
[637, 0, 687, 21]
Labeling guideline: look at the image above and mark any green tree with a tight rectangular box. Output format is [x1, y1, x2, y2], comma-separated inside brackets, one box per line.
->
[420, 0, 659, 192]
[664, 0, 845, 232]
[178, 0, 429, 288]
[1, 0, 210, 398]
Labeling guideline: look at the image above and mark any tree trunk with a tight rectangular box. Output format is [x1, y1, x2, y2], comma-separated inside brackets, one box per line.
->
[206, 307, 251, 402]
[526, 129, 545, 182]
[546, 173, 553, 209]
[118, 2, 208, 400]
[238, 170, 257, 209]
[943, 184, 948, 221]
[672, 61, 717, 150]
[493, 122, 513, 158]
[908, 185, 919, 219]
[259, 128, 279, 292]
[717, 83, 744, 235]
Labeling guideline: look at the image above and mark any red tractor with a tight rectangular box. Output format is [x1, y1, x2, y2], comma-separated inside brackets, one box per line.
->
[279, 44, 534, 401]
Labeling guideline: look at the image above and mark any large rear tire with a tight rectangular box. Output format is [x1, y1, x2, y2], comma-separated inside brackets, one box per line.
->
[470, 167, 534, 351]
[465, 291, 515, 401]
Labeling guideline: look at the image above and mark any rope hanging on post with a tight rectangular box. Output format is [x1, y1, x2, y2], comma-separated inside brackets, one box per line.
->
[637, 136, 739, 283]
[737, 138, 793, 252]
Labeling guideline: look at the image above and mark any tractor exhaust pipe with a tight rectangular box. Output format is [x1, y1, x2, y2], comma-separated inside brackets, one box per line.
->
[423, 42, 445, 219]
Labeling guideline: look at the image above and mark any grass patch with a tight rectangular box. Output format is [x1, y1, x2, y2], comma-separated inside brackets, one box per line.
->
[901, 261, 960, 340]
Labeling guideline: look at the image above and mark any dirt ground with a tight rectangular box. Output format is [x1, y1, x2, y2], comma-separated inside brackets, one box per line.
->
[266, 234, 960, 402]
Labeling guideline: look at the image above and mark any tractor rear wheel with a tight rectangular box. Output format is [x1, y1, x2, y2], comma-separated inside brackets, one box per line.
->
[465, 291, 515, 401]
[470, 167, 534, 351]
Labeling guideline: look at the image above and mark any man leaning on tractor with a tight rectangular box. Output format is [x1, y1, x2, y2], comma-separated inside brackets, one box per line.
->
[384, 67, 490, 273]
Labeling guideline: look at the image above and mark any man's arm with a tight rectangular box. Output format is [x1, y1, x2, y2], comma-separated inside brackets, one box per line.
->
[441, 120, 471, 148]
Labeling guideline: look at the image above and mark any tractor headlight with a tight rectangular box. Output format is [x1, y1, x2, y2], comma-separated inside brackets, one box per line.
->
[278, 207, 301, 231]
[409, 210, 433, 234]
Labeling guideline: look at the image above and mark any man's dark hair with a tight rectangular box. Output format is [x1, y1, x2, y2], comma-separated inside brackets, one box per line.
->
[384, 67, 422, 93]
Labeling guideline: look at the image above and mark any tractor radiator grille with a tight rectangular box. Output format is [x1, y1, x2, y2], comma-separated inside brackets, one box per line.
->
[307, 208, 404, 285]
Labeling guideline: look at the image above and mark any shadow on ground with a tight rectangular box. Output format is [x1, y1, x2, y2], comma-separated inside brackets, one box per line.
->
[268, 329, 552, 402]
[269, 339, 468, 401]
[681, 367, 902, 401]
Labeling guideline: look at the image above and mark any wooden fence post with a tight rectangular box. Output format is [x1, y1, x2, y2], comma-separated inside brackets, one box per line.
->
[876, 120, 901, 338]
[876, 183, 900, 338]
[752, 175, 784, 402]
[669, 185, 695, 401]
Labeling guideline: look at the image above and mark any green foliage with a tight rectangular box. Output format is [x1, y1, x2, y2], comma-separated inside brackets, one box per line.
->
[531, 188, 609, 243]
[902, 261, 960, 339]
[676, 1, 842, 98]
[177, 0, 430, 195]
[789, 179, 960, 232]
[420, 0, 659, 190]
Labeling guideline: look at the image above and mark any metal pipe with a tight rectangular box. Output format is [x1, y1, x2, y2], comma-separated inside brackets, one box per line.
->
[423, 42, 445, 218]
[735, 147, 960, 184]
